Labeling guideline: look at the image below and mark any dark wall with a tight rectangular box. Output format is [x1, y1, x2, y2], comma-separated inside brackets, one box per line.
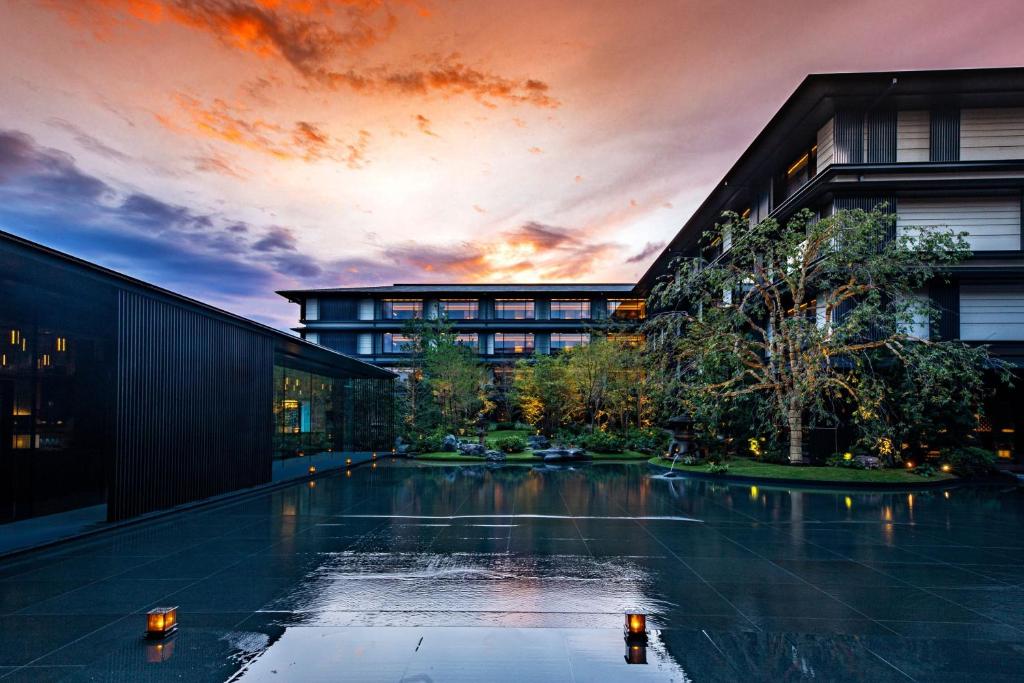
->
[109, 291, 275, 520]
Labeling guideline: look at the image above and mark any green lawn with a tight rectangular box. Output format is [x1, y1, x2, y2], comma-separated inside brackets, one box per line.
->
[648, 457, 957, 484]
[415, 448, 652, 463]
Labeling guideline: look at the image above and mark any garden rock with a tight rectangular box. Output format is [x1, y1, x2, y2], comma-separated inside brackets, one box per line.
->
[441, 434, 461, 452]
[527, 435, 551, 449]
[534, 447, 591, 463]
[854, 455, 882, 469]
[458, 442, 487, 456]
[485, 450, 506, 462]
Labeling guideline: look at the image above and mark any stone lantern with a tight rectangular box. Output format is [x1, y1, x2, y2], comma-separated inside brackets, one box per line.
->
[665, 414, 696, 458]
[475, 412, 489, 446]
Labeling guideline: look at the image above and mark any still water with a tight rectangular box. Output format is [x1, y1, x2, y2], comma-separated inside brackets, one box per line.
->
[1, 461, 1023, 681]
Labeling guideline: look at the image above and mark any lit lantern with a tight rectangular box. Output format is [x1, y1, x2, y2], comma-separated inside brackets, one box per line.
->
[941, 464, 951, 473]
[372, 452, 377, 460]
[345, 458, 352, 466]
[308, 465, 317, 475]
[145, 607, 178, 639]
[905, 461, 914, 469]
[625, 643, 648, 665]
[624, 612, 647, 644]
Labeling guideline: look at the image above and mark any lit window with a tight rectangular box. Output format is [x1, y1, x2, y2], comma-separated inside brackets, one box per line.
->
[550, 333, 589, 351]
[439, 299, 478, 320]
[383, 333, 415, 353]
[549, 300, 590, 320]
[381, 299, 422, 320]
[495, 300, 534, 319]
[494, 333, 534, 354]
[610, 333, 644, 348]
[608, 299, 646, 320]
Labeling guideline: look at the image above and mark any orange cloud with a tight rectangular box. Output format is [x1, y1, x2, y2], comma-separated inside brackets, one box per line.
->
[160, 93, 370, 167]
[414, 114, 437, 136]
[44, 1, 558, 109]
[528, 146, 543, 154]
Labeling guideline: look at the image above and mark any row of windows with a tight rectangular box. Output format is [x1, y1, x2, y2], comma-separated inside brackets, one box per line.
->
[369, 298, 645, 321]
[377, 332, 603, 354]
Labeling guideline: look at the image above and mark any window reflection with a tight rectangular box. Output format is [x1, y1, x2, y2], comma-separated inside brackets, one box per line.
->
[495, 300, 535, 320]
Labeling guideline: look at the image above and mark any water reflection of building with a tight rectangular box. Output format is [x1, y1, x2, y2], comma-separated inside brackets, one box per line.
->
[0, 231, 394, 539]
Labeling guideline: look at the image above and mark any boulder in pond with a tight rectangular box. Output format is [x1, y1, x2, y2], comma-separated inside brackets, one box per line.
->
[535, 447, 591, 463]
[485, 450, 506, 462]
[441, 434, 461, 452]
[527, 435, 551, 449]
[459, 442, 487, 456]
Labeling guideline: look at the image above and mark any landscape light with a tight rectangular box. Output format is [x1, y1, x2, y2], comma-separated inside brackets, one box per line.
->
[941, 464, 951, 472]
[145, 607, 178, 639]
[372, 452, 377, 460]
[308, 465, 316, 475]
[905, 461, 914, 469]
[346, 457, 352, 466]
[843, 452, 853, 461]
[625, 643, 648, 665]
[624, 613, 647, 644]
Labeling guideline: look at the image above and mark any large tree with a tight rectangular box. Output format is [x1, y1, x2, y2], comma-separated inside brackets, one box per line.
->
[404, 318, 485, 433]
[645, 206, 1000, 463]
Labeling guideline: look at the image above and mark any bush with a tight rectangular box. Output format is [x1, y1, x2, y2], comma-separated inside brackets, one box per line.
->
[579, 430, 626, 453]
[495, 435, 527, 453]
[942, 446, 998, 477]
[706, 462, 730, 474]
[409, 427, 448, 453]
[493, 421, 517, 430]
[623, 427, 667, 453]
[912, 463, 937, 477]
[826, 453, 866, 469]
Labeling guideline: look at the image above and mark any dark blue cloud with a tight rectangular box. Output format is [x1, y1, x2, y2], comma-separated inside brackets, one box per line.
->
[0, 129, 325, 324]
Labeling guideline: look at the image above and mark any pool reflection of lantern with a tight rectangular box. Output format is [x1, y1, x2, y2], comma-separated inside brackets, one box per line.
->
[624, 613, 647, 643]
[146, 607, 178, 639]
[625, 643, 648, 665]
[146, 638, 175, 663]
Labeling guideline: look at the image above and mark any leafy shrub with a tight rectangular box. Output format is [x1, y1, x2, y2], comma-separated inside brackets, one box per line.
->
[624, 427, 667, 453]
[706, 462, 730, 474]
[409, 427, 448, 453]
[826, 453, 866, 469]
[495, 435, 527, 453]
[579, 430, 626, 453]
[912, 463, 937, 477]
[681, 455, 701, 466]
[942, 446, 997, 477]
[493, 421, 517, 430]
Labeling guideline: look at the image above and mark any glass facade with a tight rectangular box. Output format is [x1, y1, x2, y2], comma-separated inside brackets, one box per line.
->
[273, 365, 335, 458]
[383, 333, 415, 354]
[550, 332, 590, 351]
[608, 299, 647, 320]
[1, 260, 116, 524]
[495, 299, 535, 319]
[550, 300, 590, 320]
[494, 333, 534, 354]
[439, 299, 478, 320]
[381, 299, 423, 320]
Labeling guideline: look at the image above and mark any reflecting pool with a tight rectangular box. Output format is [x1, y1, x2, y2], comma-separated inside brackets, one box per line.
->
[1, 462, 1023, 681]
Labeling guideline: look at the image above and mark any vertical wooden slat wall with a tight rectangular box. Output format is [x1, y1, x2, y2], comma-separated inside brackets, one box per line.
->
[930, 109, 961, 162]
[110, 291, 274, 521]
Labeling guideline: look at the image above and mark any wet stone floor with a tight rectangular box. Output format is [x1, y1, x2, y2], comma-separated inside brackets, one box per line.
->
[1, 461, 1024, 681]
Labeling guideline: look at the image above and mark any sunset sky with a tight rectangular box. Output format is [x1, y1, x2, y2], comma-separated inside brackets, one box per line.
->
[2, 0, 1023, 328]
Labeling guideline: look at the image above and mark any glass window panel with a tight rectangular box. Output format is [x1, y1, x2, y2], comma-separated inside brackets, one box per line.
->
[550, 333, 590, 351]
[439, 299, 478, 320]
[607, 299, 646, 320]
[493, 333, 534, 354]
[494, 300, 535, 320]
[383, 333, 415, 353]
[454, 333, 479, 350]
[549, 300, 590, 320]
[381, 299, 423, 320]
